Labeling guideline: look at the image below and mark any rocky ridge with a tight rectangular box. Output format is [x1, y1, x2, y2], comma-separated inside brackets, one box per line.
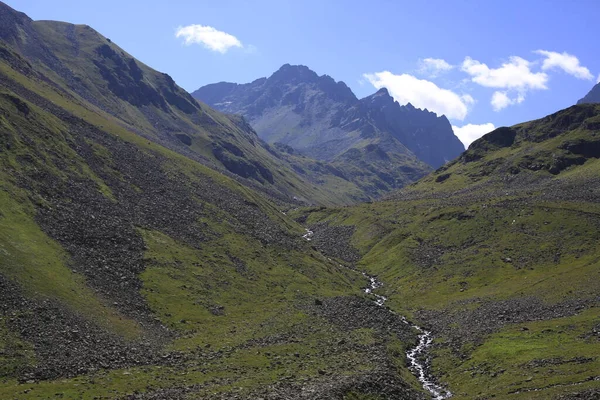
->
[193, 65, 464, 169]
[577, 82, 600, 105]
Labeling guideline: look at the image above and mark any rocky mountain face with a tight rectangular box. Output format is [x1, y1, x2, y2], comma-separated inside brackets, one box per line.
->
[195, 64, 433, 199]
[0, 2, 392, 206]
[3, 2, 599, 399]
[360, 88, 464, 167]
[193, 64, 465, 168]
[577, 82, 600, 104]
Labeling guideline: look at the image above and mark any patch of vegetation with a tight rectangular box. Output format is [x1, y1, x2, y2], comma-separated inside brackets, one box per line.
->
[0, 185, 140, 339]
[301, 104, 600, 398]
[0, 320, 35, 378]
[436, 308, 600, 399]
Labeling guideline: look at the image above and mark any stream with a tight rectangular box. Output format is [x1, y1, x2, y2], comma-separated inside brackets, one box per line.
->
[302, 228, 451, 398]
[363, 273, 452, 400]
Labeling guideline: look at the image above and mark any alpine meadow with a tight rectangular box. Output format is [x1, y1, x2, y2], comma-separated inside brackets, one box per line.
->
[0, 1, 599, 399]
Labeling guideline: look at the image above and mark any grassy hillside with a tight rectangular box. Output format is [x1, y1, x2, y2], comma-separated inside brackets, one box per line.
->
[297, 104, 600, 399]
[265, 140, 430, 205]
[3, 3, 599, 399]
[0, 34, 423, 400]
[0, 3, 431, 398]
[0, 6, 381, 206]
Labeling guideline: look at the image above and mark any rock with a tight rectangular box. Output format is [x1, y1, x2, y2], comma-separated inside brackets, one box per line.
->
[577, 82, 600, 105]
[193, 65, 463, 169]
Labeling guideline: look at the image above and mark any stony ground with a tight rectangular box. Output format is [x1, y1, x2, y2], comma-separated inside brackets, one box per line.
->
[0, 63, 429, 399]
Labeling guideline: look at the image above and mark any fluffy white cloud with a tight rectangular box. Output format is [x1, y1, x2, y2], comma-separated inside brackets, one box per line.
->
[490, 91, 511, 111]
[418, 58, 453, 77]
[462, 56, 548, 111]
[535, 50, 593, 80]
[452, 123, 496, 148]
[176, 25, 242, 53]
[363, 71, 472, 120]
[597, 74, 600, 83]
[491, 91, 524, 111]
[461, 56, 548, 90]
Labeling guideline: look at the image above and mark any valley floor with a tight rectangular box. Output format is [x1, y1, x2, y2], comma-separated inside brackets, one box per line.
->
[296, 169, 600, 399]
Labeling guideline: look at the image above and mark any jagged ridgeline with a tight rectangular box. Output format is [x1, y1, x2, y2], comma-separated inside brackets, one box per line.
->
[193, 64, 469, 199]
[0, 2, 434, 399]
[194, 65, 465, 169]
[578, 81, 600, 105]
[1, 3, 417, 207]
[298, 103, 600, 399]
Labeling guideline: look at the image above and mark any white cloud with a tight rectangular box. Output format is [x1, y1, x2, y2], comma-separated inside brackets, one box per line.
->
[176, 25, 242, 53]
[461, 94, 475, 106]
[535, 50, 593, 80]
[597, 74, 600, 83]
[462, 56, 548, 111]
[491, 91, 525, 111]
[461, 56, 548, 90]
[490, 91, 510, 111]
[452, 123, 496, 148]
[363, 71, 472, 120]
[418, 58, 453, 77]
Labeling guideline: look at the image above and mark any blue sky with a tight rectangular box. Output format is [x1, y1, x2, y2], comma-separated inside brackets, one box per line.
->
[11, 0, 600, 146]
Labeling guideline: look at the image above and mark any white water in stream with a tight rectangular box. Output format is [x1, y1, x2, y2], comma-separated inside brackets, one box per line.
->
[301, 229, 451, 398]
[302, 229, 314, 241]
[363, 273, 452, 400]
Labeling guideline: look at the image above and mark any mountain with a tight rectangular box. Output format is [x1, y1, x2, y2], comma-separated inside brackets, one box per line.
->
[196, 65, 433, 201]
[0, 3, 431, 398]
[193, 64, 465, 169]
[361, 89, 464, 167]
[3, 2, 600, 399]
[298, 103, 600, 399]
[0, 4, 393, 207]
[577, 82, 600, 104]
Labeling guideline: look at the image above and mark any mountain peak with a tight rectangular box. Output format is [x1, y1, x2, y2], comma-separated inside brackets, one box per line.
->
[266, 64, 356, 103]
[363, 87, 394, 106]
[277, 63, 312, 72]
[577, 82, 600, 105]
[270, 63, 319, 83]
[195, 65, 464, 168]
[0, 1, 29, 20]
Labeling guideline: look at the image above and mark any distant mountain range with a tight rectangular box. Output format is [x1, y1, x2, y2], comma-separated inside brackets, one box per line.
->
[193, 64, 465, 169]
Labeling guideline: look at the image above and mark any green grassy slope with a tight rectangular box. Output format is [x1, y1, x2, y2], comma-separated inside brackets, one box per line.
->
[298, 104, 600, 399]
[265, 140, 430, 205]
[1, 6, 375, 206]
[0, 4, 428, 398]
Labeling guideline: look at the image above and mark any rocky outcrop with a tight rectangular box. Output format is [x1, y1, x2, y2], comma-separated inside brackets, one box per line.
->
[577, 82, 600, 104]
[194, 65, 434, 198]
[361, 88, 465, 168]
[193, 64, 464, 169]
